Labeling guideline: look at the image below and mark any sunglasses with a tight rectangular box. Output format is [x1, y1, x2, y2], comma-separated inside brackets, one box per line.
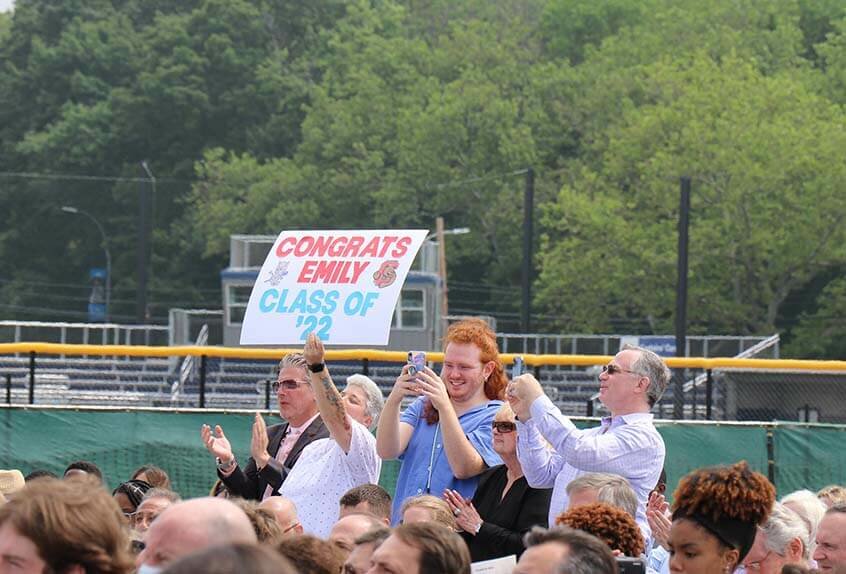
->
[492, 421, 517, 433]
[601, 364, 641, 377]
[271, 379, 309, 393]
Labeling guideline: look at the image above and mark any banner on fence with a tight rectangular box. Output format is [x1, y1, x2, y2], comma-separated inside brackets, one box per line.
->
[240, 229, 428, 345]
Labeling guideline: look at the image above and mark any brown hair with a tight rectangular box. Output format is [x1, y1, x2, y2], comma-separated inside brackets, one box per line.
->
[339, 483, 392, 521]
[230, 498, 284, 545]
[672, 461, 775, 564]
[0, 477, 134, 574]
[130, 465, 171, 490]
[556, 502, 644, 557]
[392, 522, 471, 574]
[162, 543, 296, 574]
[276, 534, 347, 574]
[424, 318, 506, 424]
[400, 494, 457, 530]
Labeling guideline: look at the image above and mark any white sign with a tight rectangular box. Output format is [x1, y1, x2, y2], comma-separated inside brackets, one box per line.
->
[471, 555, 517, 574]
[240, 229, 428, 345]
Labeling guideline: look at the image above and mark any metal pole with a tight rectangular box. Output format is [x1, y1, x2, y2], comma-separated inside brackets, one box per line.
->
[705, 369, 713, 420]
[436, 217, 449, 345]
[362, 358, 369, 377]
[674, 176, 691, 419]
[766, 427, 775, 484]
[521, 167, 535, 333]
[28, 351, 35, 405]
[265, 379, 271, 411]
[138, 162, 154, 323]
[199, 354, 207, 408]
[5, 374, 10, 404]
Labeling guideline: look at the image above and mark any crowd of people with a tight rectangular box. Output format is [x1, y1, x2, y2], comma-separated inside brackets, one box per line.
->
[1, 317, 845, 574]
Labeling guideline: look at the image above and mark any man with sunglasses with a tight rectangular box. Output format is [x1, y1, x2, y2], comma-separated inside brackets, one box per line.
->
[200, 350, 329, 502]
[507, 345, 670, 533]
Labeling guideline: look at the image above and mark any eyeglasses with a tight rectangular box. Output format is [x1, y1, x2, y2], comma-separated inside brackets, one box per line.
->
[271, 379, 309, 393]
[601, 364, 641, 377]
[492, 421, 517, 433]
[742, 551, 776, 572]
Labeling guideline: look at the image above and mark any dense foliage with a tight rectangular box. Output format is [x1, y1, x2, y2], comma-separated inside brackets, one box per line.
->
[1, 0, 845, 357]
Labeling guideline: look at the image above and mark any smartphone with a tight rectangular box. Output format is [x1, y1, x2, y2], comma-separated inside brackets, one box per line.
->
[616, 557, 646, 574]
[407, 351, 426, 376]
[512, 356, 525, 378]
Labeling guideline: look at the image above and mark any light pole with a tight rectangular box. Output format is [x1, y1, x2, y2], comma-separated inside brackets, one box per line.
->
[426, 218, 470, 345]
[61, 206, 111, 322]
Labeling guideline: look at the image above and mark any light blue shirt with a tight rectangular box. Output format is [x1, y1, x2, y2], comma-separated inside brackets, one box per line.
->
[391, 397, 503, 524]
[517, 395, 665, 531]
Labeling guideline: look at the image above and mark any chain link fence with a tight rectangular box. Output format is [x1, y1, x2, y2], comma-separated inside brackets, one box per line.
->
[1, 343, 844, 423]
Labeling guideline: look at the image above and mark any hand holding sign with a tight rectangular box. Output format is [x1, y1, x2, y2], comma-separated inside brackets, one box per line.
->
[303, 332, 325, 366]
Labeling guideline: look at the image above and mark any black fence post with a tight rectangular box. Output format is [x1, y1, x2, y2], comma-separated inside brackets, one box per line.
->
[705, 369, 713, 420]
[265, 379, 271, 411]
[586, 399, 594, 417]
[5, 373, 10, 404]
[362, 358, 369, 377]
[28, 351, 36, 405]
[199, 355, 207, 408]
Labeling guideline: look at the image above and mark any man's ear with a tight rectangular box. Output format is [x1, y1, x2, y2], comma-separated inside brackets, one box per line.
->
[482, 360, 497, 381]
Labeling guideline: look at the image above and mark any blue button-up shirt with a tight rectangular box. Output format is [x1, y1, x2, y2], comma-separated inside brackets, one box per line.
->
[391, 397, 503, 523]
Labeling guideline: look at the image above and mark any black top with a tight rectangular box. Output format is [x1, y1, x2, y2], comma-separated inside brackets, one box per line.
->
[461, 464, 552, 562]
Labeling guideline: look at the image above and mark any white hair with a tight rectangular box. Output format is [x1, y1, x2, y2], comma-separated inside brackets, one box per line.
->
[763, 502, 811, 560]
[345, 374, 384, 430]
[781, 489, 828, 557]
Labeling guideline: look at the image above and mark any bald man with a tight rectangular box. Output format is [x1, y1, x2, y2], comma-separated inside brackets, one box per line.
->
[136, 497, 256, 572]
[259, 495, 303, 537]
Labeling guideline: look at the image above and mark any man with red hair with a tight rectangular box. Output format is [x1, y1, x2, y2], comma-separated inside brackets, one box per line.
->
[377, 318, 506, 523]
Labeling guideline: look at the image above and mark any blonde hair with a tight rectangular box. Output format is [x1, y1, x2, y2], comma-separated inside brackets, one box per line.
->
[400, 495, 457, 530]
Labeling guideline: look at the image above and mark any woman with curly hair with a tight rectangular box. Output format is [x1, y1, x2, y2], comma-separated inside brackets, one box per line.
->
[669, 461, 775, 574]
[556, 502, 645, 557]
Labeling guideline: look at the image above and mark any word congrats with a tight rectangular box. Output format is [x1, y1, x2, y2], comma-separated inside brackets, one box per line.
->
[240, 230, 428, 345]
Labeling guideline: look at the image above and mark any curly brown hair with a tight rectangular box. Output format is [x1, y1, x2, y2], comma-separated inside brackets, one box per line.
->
[423, 318, 506, 424]
[555, 502, 645, 557]
[672, 461, 775, 525]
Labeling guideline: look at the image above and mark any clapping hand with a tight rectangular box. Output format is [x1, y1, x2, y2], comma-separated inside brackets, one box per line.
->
[201, 424, 233, 461]
[443, 489, 483, 534]
[646, 491, 672, 550]
[251, 413, 271, 468]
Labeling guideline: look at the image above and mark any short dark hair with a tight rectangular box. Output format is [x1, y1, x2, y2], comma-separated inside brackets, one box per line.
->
[392, 522, 471, 574]
[162, 543, 297, 574]
[64, 460, 104, 482]
[340, 483, 392, 521]
[523, 526, 617, 574]
[24, 469, 58, 482]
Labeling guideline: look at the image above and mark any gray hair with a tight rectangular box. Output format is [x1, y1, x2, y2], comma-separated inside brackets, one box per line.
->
[762, 502, 811, 560]
[141, 488, 181, 504]
[278, 352, 309, 377]
[565, 473, 638, 519]
[345, 374, 384, 430]
[781, 489, 827, 556]
[624, 345, 671, 407]
[523, 526, 617, 574]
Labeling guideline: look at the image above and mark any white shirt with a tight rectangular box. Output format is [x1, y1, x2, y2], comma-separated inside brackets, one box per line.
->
[279, 418, 381, 537]
[516, 394, 665, 531]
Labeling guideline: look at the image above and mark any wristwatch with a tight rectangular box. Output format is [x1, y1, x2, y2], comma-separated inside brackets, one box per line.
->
[216, 456, 236, 472]
[308, 362, 325, 373]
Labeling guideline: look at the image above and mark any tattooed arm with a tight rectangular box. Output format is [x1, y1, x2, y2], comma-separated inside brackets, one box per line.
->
[303, 333, 354, 452]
